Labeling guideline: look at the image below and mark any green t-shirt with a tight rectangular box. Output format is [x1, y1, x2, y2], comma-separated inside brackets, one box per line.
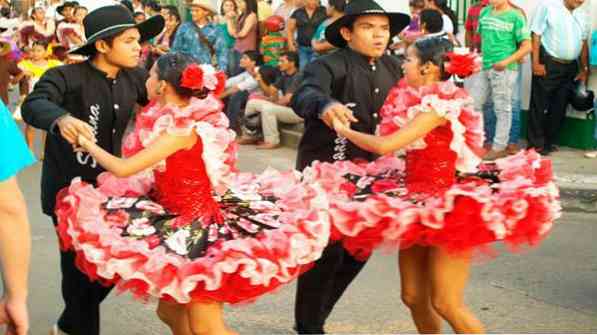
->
[478, 6, 530, 70]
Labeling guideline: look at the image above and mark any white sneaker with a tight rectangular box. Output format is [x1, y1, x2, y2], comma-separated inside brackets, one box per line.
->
[584, 151, 597, 158]
[50, 324, 69, 335]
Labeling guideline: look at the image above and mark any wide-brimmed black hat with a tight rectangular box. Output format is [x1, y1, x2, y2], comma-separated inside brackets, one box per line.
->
[70, 5, 165, 56]
[57, 1, 79, 16]
[325, 0, 410, 48]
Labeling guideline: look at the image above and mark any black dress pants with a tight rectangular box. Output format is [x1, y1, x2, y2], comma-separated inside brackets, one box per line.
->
[294, 242, 369, 334]
[528, 48, 578, 149]
[52, 216, 114, 335]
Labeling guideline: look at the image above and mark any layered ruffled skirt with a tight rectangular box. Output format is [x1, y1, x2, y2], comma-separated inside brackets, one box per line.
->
[55, 169, 329, 304]
[303, 151, 560, 261]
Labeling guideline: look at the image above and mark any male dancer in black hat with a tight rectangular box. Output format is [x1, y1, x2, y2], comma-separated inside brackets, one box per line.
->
[22, 6, 164, 335]
[291, 0, 410, 333]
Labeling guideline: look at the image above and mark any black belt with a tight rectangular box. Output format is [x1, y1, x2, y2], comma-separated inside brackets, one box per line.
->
[548, 54, 575, 64]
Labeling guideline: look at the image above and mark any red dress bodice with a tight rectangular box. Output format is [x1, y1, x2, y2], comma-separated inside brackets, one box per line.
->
[405, 124, 457, 196]
[153, 139, 221, 221]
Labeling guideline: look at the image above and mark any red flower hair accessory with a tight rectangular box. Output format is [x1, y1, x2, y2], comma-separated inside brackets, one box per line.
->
[180, 64, 204, 90]
[445, 48, 481, 78]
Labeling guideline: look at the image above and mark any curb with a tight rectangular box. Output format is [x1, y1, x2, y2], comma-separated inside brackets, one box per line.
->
[557, 186, 597, 213]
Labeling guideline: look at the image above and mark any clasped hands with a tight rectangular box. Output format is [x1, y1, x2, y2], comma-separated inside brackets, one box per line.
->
[321, 103, 358, 134]
[56, 115, 96, 151]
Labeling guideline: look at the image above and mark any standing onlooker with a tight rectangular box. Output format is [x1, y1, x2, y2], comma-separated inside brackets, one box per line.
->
[464, 0, 489, 53]
[227, 0, 259, 75]
[390, 0, 425, 53]
[527, 0, 591, 155]
[311, 0, 345, 57]
[424, 0, 458, 45]
[0, 100, 34, 335]
[220, 50, 263, 132]
[18, 40, 62, 157]
[260, 14, 287, 66]
[146, 5, 181, 68]
[0, 37, 23, 108]
[418, 9, 447, 39]
[287, 0, 327, 70]
[56, 2, 85, 50]
[469, 0, 531, 160]
[171, 0, 229, 72]
[18, 6, 56, 49]
[274, 0, 299, 35]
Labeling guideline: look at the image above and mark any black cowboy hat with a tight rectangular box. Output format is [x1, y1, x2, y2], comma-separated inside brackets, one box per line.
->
[70, 5, 164, 56]
[325, 0, 410, 48]
[57, 1, 79, 16]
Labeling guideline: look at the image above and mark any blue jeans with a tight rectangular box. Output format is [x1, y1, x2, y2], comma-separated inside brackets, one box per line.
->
[298, 46, 316, 70]
[480, 69, 523, 146]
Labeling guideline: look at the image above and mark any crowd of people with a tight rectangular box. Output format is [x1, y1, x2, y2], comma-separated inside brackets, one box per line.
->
[0, 0, 593, 334]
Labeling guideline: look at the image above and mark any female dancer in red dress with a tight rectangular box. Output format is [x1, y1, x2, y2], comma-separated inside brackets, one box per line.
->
[305, 37, 560, 333]
[56, 53, 329, 335]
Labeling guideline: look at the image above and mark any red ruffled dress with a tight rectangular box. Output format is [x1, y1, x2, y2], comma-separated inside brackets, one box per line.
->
[304, 79, 561, 261]
[55, 95, 329, 304]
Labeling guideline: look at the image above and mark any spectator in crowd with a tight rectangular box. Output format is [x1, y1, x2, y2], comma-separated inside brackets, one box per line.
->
[0, 37, 23, 108]
[260, 15, 287, 66]
[56, 2, 85, 50]
[171, 0, 229, 72]
[424, 0, 458, 45]
[226, 0, 259, 75]
[464, 0, 489, 53]
[146, 5, 181, 68]
[73, 6, 88, 38]
[18, 6, 56, 49]
[133, 11, 147, 23]
[144, 1, 161, 18]
[17, 40, 62, 158]
[287, 0, 327, 69]
[311, 0, 346, 57]
[56, 1, 78, 26]
[274, 0, 300, 35]
[221, 50, 263, 132]
[419, 9, 447, 39]
[241, 51, 302, 149]
[528, 0, 591, 155]
[468, 0, 531, 160]
[216, 0, 238, 74]
[0, 100, 34, 335]
[390, 0, 425, 53]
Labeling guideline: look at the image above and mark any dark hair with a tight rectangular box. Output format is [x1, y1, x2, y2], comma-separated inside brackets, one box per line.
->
[429, 0, 458, 35]
[52, 45, 68, 61]
[156, 53, 209, 99]
[146, 1, 161, 13]
[30, 7, 44, 18]
[258, 65, 280, 86]
[241, 0, 258, 15]
[412, 36, 454, 81]
[409, 0, 425, 9]
[328, 0, 346, 12]
[243, 50, 263, 66]
[280, 51, 299, 67]
[31, 40, 48, 49]
[162, 5, 181, 23]
[420, 9, 443, 34]
[220, 0, 238, 16]
[120, 0, 134, 13]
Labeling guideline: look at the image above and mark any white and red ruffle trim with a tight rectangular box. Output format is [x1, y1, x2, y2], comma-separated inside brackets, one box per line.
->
[56, 169, 330, 304]
[378, 79, 485, 173]
[122, 96, 238, 192]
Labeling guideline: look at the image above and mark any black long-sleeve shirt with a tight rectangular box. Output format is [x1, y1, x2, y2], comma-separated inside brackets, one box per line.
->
[22, 61, 148, 215]
[291, 48, 403, 170]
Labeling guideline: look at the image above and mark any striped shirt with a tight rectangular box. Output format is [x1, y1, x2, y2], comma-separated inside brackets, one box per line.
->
[530, 0, 590, 61]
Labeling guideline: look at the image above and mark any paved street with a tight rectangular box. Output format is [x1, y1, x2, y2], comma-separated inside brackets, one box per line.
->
[14, 144, 597, 334]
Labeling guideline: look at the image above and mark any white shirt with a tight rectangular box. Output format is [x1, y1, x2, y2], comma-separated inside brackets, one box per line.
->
[442, 14, 454, 34]
[226, 71, 258, 92]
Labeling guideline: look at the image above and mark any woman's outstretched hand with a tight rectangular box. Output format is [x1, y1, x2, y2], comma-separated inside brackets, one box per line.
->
[332, 117, 349, 135]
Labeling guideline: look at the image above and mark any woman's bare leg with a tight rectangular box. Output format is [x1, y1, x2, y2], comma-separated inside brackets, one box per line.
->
[156, 300, 192, 335]
[186, 300, 237, 335]
[24, 124, 35, 153]
[429, 247, 485, 334]
[399, 246, 442, 333]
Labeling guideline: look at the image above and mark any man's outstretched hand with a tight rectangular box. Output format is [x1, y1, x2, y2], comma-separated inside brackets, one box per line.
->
[320, 103, 358, 129]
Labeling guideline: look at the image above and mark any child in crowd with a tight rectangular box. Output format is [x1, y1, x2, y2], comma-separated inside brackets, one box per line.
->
[259, 15, 287, 67]
[17, 40, 62, 158]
